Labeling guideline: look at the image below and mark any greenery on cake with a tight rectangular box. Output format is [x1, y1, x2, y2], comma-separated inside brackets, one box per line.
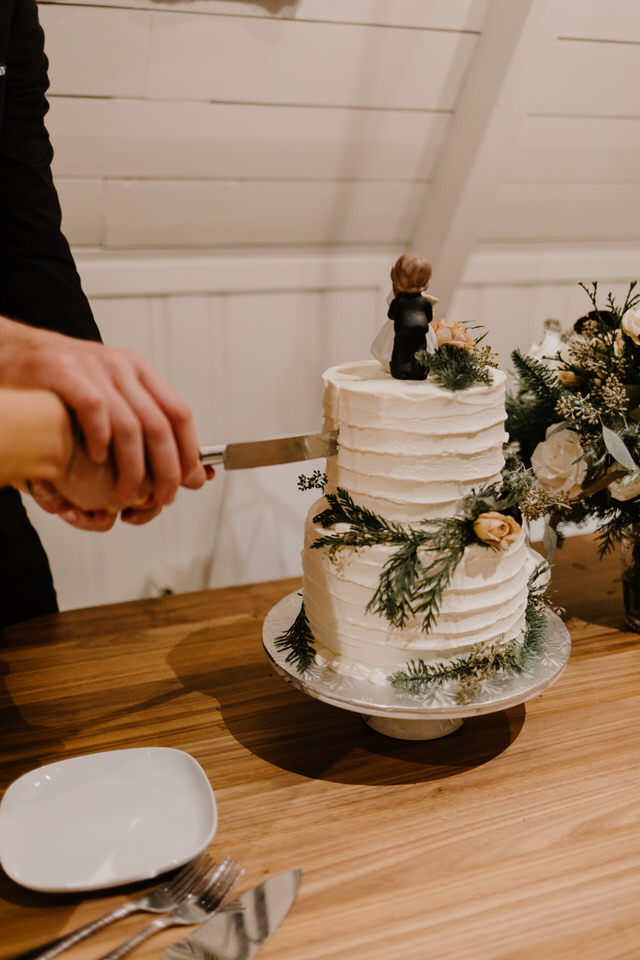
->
[415, 342, 493, 390]
[275, 558, 553, 693]
[274, 597, 316, 673]
[412, 319, 499, 391]
[507, 281, 640, 554]
[276, 458, 557, 689]
[310, 457, 529, 633]
[297, 469, 327, 491]
[388, 564, 550, 698]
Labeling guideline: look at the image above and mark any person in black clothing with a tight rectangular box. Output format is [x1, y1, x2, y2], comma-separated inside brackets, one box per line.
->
[0, 0, 208, 626]
[387, 254, 434, 380]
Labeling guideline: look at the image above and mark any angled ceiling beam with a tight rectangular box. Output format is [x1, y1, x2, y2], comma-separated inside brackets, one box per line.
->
[408, 0, 557, 310]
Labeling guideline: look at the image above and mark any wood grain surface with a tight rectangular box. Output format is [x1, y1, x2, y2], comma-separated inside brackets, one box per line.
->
[1, 533, 639, 960]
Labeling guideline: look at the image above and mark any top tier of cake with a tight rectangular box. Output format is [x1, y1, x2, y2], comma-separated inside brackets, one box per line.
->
[322, 360, 508, 523]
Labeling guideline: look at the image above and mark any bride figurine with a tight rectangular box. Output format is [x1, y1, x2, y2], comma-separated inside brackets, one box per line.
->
[371, 254, 438, 380]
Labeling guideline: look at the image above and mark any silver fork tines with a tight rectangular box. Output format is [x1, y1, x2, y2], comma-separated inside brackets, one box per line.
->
[21, 855, 216, 960]
[97, 857, 244, 960]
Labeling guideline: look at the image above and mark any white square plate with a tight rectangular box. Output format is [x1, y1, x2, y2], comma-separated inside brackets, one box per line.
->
[0, 747, 217, 892]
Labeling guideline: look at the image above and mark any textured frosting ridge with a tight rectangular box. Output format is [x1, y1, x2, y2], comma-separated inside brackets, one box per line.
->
[322, 360, 508, 521]
[301, 360, 532, 685]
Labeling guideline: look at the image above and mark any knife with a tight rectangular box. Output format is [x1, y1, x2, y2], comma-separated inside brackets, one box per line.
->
[162, 869, 302, 960]
[199, 431, 337, 470]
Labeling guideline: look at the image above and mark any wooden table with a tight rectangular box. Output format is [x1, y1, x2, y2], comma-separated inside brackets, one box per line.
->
[1, 533, 639, 960]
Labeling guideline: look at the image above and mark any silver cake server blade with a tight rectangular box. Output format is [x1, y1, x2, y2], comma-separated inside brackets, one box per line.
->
[162, 870, 301, 960]
[199, 432, 337, 469]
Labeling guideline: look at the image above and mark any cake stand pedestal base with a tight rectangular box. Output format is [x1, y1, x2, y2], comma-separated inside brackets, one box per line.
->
[362, 715, 464, 740]
[263, 592, 571, 741]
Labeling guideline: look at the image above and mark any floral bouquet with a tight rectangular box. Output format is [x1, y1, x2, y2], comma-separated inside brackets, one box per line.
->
[507, 281, 640, 625]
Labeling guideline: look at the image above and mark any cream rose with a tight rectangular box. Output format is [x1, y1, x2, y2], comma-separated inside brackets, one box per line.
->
[622, 307, 640, 345]
[473, 512, 521, 549]
[432, 319, 474, 350]
[609, 470, 640, 502]
[530, 425, 587, 498]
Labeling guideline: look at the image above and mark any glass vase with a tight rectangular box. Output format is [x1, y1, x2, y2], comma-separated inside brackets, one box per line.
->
[621, 525, 640, 632]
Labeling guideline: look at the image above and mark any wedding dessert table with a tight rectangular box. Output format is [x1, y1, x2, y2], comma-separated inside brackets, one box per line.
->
[1, 532, 639, 960]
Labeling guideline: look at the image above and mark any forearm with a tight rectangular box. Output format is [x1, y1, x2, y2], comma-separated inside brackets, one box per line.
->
[0, 387, 74, 487]
[0, 313, 51, 382]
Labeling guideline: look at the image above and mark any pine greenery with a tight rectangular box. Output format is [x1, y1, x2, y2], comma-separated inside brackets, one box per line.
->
[310, 464, 531, 633]
[311, 488, 474, 631]
[506, 351, 563, 462]
[415, 343, 492, 390]
[371, 527, 471, 632]
[274, 599, 316, 673]
[387, 593, 548, 694]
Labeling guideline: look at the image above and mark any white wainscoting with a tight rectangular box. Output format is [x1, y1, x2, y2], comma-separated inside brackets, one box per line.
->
[26, 244, 640, 611]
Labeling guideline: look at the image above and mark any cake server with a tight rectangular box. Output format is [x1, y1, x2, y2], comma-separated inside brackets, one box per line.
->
[162, 869, 301, 960]
[199, 431, 337, 469]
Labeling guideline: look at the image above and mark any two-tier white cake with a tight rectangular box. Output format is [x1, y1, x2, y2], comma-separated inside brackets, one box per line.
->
[300, 360, 536, 685]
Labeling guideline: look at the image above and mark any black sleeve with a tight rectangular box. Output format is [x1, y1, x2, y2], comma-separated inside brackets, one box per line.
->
[0, 0, 100, 341]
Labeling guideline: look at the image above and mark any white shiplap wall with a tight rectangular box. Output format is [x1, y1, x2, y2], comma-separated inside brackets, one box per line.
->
[23, 0, 640, 609]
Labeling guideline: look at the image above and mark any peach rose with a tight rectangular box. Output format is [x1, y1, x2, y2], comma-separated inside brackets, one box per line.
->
[473, 511, 521, 549]
[432, 319, 474, 350]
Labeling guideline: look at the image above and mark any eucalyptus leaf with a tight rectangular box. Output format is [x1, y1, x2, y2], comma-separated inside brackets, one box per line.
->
[543, 523, 557, 562]
[602, 425, 637, 471]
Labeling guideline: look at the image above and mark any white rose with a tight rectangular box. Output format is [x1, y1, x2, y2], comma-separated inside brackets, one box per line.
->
[530, 425, 587, 498]
[609, 470, 640, 502]
[622, 307, 640, 345]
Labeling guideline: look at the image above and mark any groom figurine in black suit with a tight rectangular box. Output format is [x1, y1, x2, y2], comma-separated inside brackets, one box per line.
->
[0, 0, 208, 626]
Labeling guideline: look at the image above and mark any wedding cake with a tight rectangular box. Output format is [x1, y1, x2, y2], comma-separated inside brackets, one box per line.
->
[279, 255, 546, 693]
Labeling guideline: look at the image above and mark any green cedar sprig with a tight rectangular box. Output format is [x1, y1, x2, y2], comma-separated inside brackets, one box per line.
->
[310, 463, 530, 633]
[369, 525, 473, 632]
[415, 343, 492, 390]
[274, 598, 316, 673]
[311, 488, 475, 631]
[387, 593, 548, 694]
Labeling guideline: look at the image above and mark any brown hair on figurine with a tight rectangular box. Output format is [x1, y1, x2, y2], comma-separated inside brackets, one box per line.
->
[388, 254, 433, 380]
[390, 254, 432, 295]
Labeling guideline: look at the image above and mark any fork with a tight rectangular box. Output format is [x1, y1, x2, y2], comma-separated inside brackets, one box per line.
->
[96, 856, 243, 960]
[14, 855, 216, 960]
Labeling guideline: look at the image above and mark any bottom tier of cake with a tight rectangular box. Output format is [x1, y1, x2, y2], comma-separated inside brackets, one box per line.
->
[301, 497, 540, 685]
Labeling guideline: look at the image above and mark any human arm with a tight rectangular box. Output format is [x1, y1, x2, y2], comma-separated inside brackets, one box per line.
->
[0, 315, 209, 511]
[0, 385, 163, 532]
[0, 387, 77, 488]
[0, 1, 208, 517]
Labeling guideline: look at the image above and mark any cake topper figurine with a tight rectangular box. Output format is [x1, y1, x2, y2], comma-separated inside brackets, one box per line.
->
[371, 254, 439, 379]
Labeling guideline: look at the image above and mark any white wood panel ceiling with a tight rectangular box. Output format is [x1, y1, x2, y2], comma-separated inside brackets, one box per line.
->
[40, 0, 640, 290]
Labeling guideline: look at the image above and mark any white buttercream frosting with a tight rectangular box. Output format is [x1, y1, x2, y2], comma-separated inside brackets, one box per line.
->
[322, 361, 507, 521]
[301, 360, 531, 685]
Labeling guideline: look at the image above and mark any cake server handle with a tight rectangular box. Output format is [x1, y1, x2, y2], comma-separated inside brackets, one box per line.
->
[199, 444, 225, 466]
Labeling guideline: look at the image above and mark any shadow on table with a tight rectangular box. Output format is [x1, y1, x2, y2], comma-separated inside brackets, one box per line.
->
[220, 682, 525, 786]
[166, 630, 526, 786]
[0, 660, 67, 788]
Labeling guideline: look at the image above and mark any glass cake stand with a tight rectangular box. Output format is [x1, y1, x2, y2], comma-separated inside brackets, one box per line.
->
[262, 591, 571, 740]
